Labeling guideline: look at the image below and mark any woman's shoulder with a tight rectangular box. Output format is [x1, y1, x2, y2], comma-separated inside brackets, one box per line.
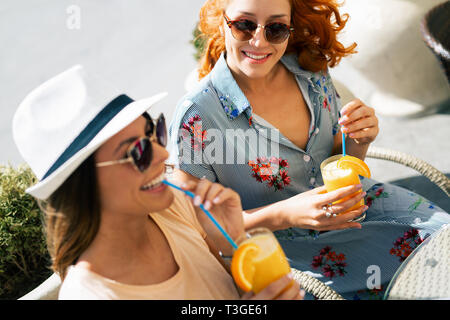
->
[170, 73, 225, 137]
[281, 52, 332, 80]
[58, 265, 115, 299]
[175, 73, 221, 116]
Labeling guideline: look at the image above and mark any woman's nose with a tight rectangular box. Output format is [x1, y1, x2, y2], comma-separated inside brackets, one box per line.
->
[151, 141, 169, 166]
[249, 25, 269, 47]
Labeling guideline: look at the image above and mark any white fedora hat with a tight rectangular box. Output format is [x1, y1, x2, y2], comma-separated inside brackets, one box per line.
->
[12, 65, 167, 200]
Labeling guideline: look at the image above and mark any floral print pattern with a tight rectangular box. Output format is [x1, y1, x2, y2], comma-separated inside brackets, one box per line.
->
[312, 72, 334, 113]
[308, 229, 320, 239]
[389, 228, 424, 262]
[248, 157, 291, 191]
[219, 95, 239, 120]
[406, 191, 436, 211]
[276, 228, 320, 241]
[248, 115, 253, 127]
[311, 246, 347, 279]
[182, 115, 207, 151]
[365, 184, 389, 208]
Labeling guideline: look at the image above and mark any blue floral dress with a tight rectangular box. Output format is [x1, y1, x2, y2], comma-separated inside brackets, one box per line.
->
[169, 53, 450, 300]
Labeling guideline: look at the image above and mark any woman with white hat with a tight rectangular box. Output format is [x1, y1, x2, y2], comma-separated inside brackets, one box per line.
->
[12, 65, 303, 300]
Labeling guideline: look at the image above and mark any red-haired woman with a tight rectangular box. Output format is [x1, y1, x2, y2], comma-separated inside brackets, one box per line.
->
[169, 0, 450, 299]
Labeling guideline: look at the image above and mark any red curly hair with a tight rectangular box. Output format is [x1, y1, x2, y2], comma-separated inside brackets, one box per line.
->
[197, 0, 357, 79]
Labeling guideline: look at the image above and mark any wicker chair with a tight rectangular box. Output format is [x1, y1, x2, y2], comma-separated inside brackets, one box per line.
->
[420, 0, 450, 83]
[20, 146, 450, 300]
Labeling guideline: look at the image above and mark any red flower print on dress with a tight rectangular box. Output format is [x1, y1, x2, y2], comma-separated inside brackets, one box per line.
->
[323, 97, 329, 110]
[311, 246, 347, 279]
[389, 228, 424, 262]
[182, 115, 207, 151]
[247, 157, 290, 191]
[365, 184, 389, 208]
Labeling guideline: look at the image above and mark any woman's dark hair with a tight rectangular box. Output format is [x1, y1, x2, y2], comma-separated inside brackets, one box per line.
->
[41, 153, 100, 280]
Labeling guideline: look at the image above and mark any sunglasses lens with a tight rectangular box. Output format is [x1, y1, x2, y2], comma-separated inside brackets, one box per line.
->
[130, 138, 152, 172]
[145, 118, 154, 137]
[231, 19, 257, 41]
[265, 23, 291, 44]
[156, 115, 167, 147]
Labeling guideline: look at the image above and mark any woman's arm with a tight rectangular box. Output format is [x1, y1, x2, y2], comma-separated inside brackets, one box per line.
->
[173, 169, 366, 235]
[243, 203, 286, 231]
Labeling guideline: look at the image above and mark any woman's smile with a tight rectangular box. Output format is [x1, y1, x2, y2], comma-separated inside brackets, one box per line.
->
[140, 170, 168, 193]
[241, 50, 272, 64]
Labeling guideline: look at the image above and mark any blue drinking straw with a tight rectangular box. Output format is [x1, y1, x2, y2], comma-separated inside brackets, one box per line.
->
[342, 131, 346, 157]
[162, 180, 238, 249]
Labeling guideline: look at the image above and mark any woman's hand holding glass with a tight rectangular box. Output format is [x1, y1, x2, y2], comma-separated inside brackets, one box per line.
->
[241, 274, 304, 300]
[276, 185, 368, 231]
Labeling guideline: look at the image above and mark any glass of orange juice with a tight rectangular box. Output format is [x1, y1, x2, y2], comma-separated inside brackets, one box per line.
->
[320, 154, 370, 222]
[231, 227, 292, 294]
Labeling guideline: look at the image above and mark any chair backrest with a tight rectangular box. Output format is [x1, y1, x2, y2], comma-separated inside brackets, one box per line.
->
[420, 1, 450, 83]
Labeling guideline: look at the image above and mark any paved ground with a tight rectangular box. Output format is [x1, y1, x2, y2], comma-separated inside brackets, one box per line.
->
[1, 1, 449, 211]
[0, 0, 205, 164]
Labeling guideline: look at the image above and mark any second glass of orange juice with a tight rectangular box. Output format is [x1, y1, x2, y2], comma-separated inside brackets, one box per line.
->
[231, 227, 292, 294]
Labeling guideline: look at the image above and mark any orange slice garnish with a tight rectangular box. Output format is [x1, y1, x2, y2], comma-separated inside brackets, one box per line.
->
[337, 155, 371, 178]
[230, 243, 260, 292]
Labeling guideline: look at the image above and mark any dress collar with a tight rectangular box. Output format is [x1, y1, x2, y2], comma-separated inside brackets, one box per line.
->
[280, 53, 324, 94]
[210, 52, 322, 120]
[210, 53, 252, 120]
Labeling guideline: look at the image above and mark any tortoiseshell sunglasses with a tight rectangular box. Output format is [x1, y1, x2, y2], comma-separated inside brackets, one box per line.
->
[223, 13, 294, 44]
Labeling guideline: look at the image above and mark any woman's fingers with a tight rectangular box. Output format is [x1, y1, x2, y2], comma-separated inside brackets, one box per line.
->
[346, 127, 379, 140]
[323, 191, 366, 215]
[322, 205, 367, 229]
[275, 280, 305, 300]
[181, 177, 212, 206]
[339, 99, 376, 129]
[341, 117, 377, 134]
[181, 178, 240, 211]
[319, 184, 363, 205]
[249, 274, 300, 300]
[211, 188, 238, 205]
[339, 100, 378, 143]
[312, 185, 368, 230]
[202, 183, 224, 210]
[310, 185, 328, 195]
[340, 102, 374, 121]
[240, 291, 255, 300]
[339, 99, 364, 117]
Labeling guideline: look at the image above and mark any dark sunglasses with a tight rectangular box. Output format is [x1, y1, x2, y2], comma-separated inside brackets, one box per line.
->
[96, 113, 167, 173]
[223, 13, 294, 44]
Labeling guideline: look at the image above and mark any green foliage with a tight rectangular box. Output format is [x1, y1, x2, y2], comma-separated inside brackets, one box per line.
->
[0, 164, 52, 299]
[191, 23, 207, 61]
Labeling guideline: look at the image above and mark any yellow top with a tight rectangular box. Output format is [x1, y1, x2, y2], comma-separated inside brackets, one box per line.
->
[58, 189, 240, 300]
